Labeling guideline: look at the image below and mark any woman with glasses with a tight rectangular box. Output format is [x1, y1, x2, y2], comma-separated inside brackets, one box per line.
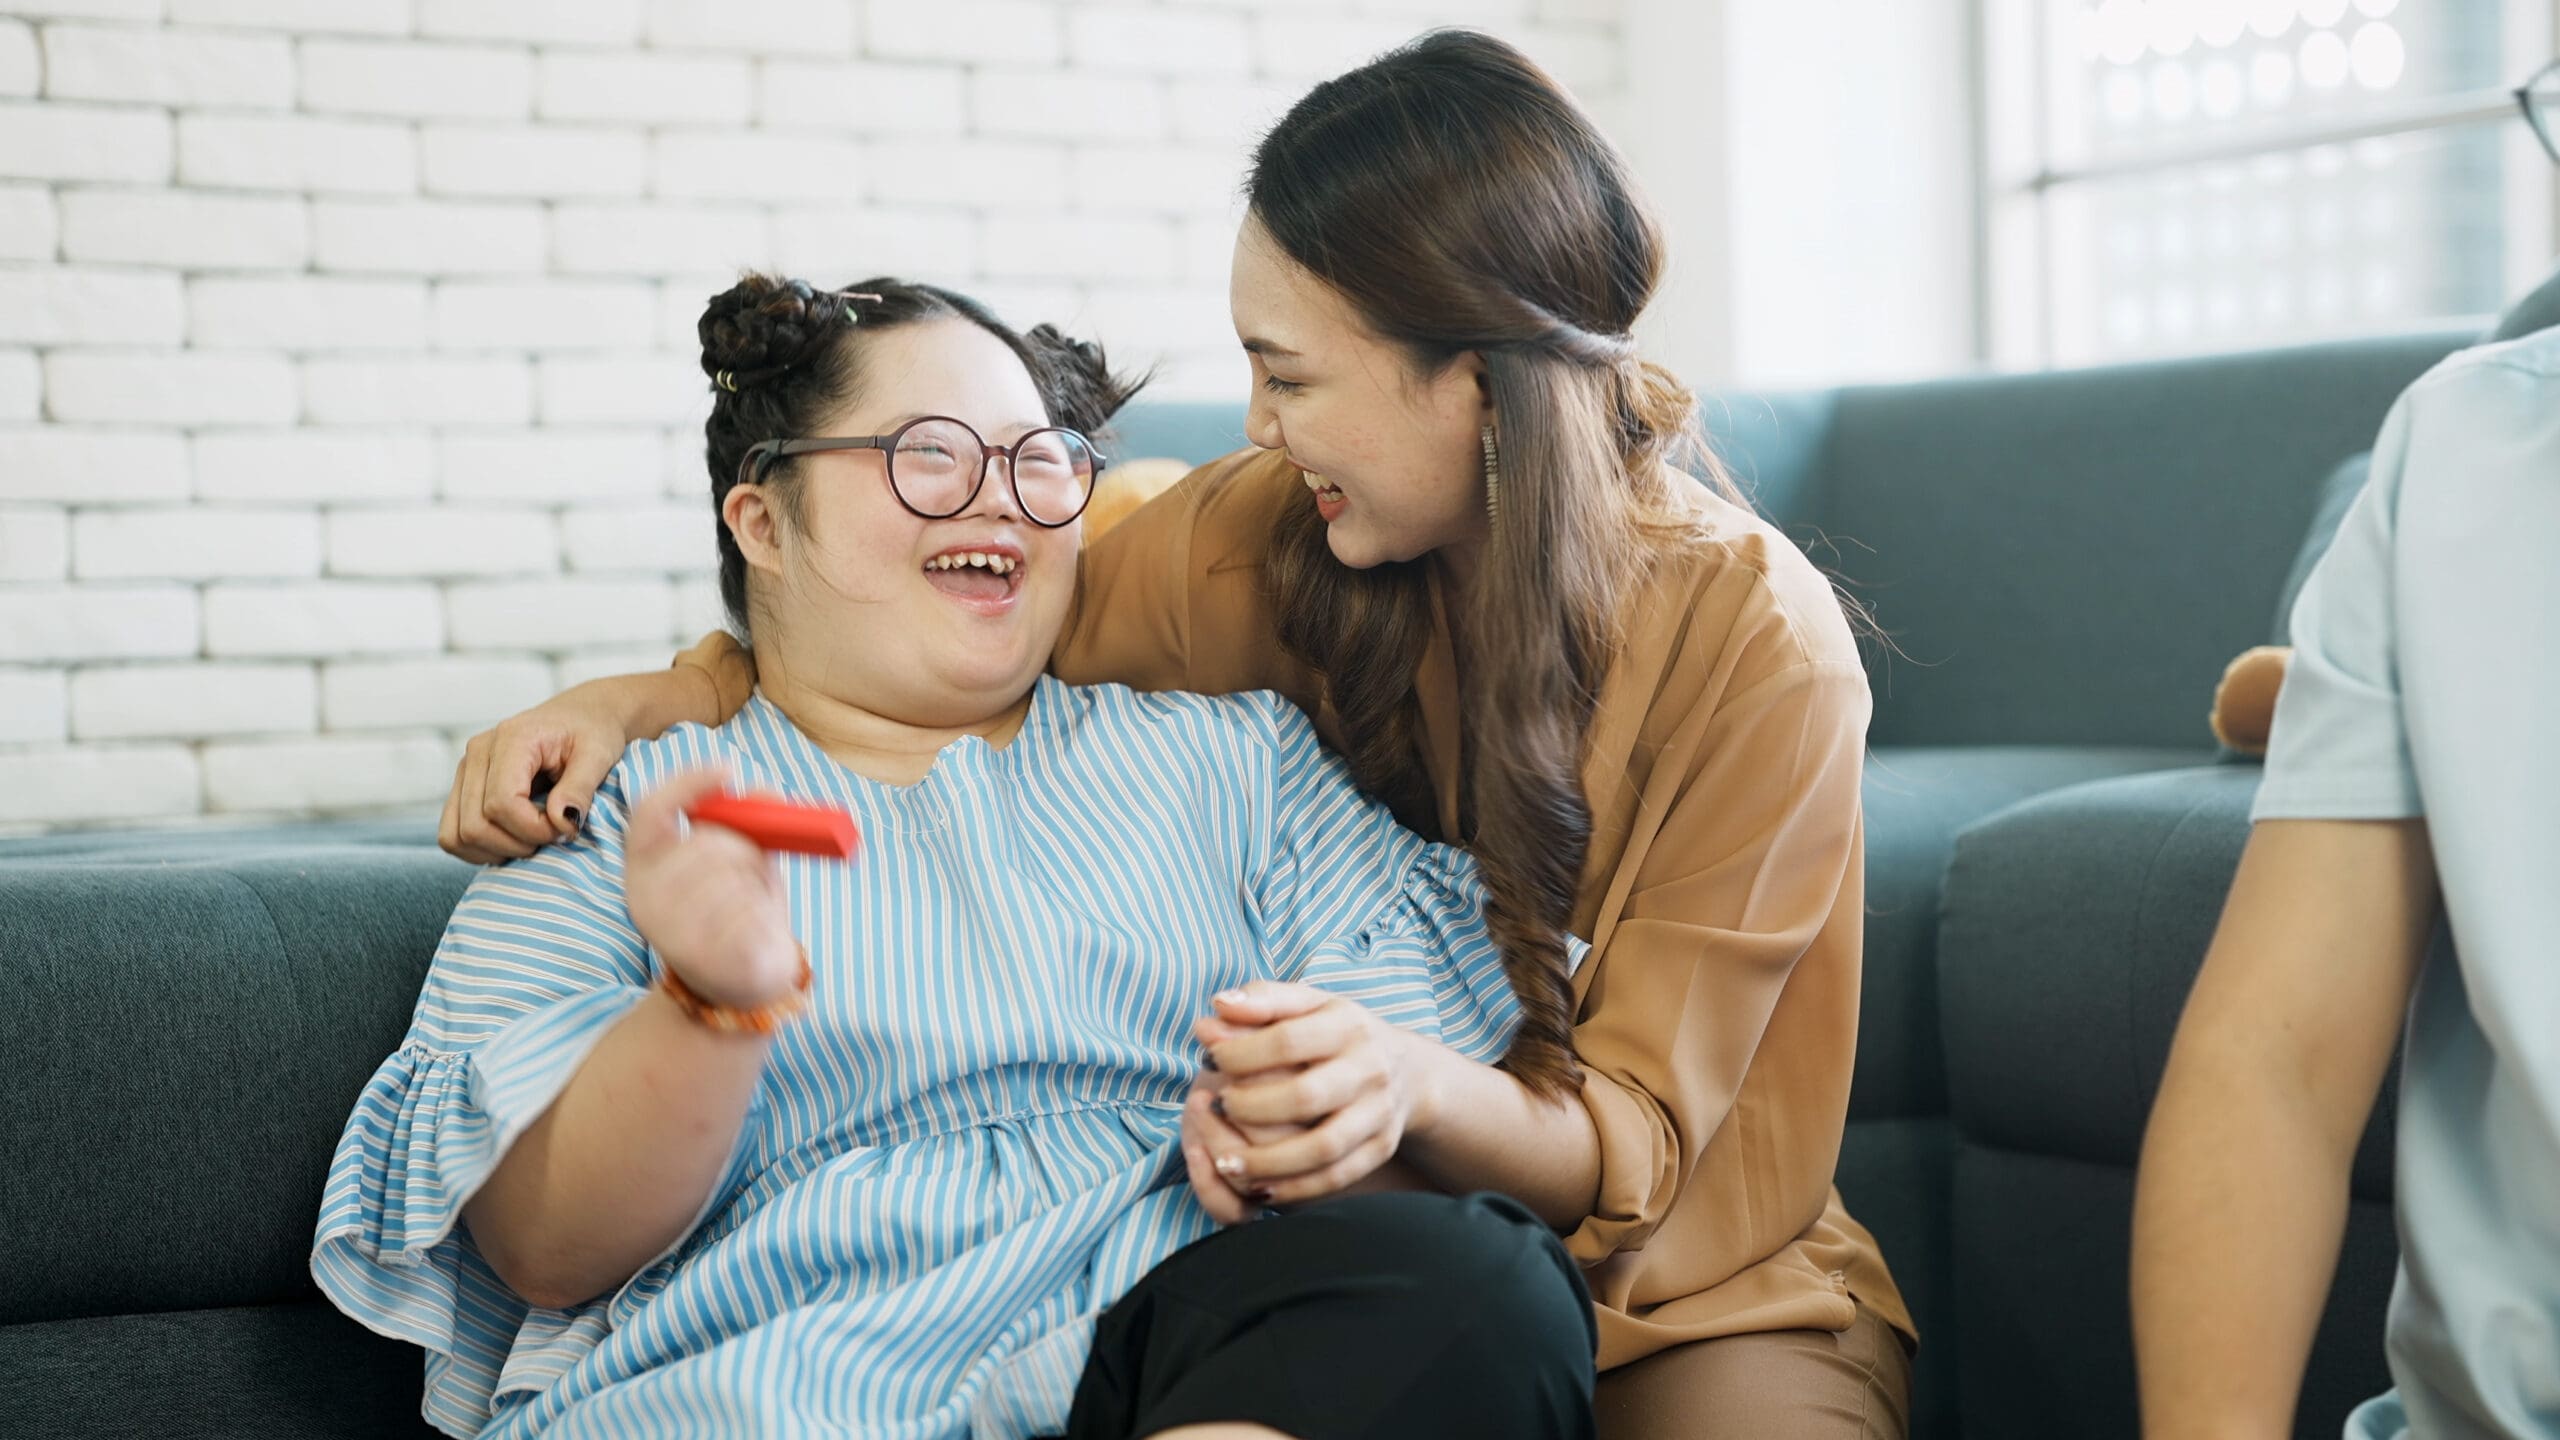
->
[313, 272, 1596, 1440]
[437, 31, 1915, 1439]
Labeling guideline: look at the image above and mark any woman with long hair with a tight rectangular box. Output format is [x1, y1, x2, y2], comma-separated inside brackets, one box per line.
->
[440, 31, 1914, 1437]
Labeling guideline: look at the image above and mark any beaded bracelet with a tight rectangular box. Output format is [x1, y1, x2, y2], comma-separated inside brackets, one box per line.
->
[656, 945, 813, 1035]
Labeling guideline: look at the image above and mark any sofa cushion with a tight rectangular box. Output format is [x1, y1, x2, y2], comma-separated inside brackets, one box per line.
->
[1937, 764, 2395, 1192]
[0, 1302, 438, 1438]
[1938, 764, 2404, 1438]
[0, 846, 466, 1324]
[1949, 1143, 2396, 1440]
[0, 813, 435, 862]
[1811, 330, 2464, 749]
[1852, 745, 2208, 1122]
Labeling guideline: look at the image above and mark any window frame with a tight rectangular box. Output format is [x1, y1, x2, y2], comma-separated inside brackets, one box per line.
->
[1978, 0, 2560, 368]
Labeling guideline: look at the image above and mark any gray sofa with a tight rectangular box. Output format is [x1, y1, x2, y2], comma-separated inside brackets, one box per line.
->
[0, 324, 2470, 1438]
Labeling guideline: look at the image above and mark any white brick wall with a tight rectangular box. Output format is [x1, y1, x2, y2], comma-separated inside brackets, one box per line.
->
[42, 25, 296, 109]
[321, 654, 555, 729]
[58, 191, 310, 270]
[303, 356, 534, 424]
[446, 576, 676, 649]
[0, 668, 67, 744]
[71, 661, 317, 739]
[0, 507, 68, 581]
[0, 269, 185, 347]
[203, 581, 444, 656]
[195, 432, 437, 504]
[327, 506, 559, 577]
[0, 428, 189, 503]
[191, 277, 431, 352]
[201, 733, 455, 814]
[46, 352, 300, 426]
[0, 186, 54, 260]
[178, 114, 418, 195]
[301, 41, 534, 121]
[314, 200, 549, 275]
[0, 351, 33, 418]
[74, 508, 323, 581]
[0, 0, 1629, 829]
[0, 24, 38, 98]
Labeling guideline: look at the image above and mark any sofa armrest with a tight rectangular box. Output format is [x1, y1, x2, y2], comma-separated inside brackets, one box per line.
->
[0, 847, 468, 1324]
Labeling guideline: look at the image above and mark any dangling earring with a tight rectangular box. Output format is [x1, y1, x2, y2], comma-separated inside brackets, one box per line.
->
[1480, 423, 1501, 526]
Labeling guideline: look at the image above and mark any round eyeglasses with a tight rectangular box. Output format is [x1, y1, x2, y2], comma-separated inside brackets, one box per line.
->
[739, 416, 1108, 529]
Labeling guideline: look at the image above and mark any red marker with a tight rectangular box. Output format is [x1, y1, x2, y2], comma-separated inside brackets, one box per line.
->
[685, 792, 861, 860]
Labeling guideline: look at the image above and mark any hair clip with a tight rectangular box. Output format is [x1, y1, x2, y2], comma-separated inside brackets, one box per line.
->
[839, 291, 886, 325]
[715, 369, 738, 392]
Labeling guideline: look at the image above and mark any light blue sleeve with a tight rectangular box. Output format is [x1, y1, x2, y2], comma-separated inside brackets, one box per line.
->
[1245, 694, 1582, 1065]
[309, 751, 764, 1433]
[2254, 391, 2424, 822]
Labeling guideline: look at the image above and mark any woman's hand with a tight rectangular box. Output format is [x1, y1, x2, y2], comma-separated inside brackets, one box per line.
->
[623, 766, 804, 1008]
[439, 678, 647, 864]
[1178, 1063, 1285, 1225]
[1191, 981, 1445, 1208]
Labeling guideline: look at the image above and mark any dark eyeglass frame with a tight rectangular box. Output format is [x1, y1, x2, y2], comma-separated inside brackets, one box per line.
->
[739, 416, 1112, 529]
[2516, 59, 2560, 165]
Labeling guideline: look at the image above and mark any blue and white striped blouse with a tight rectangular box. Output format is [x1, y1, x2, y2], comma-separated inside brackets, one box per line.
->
[312, 678, 1538, 1439]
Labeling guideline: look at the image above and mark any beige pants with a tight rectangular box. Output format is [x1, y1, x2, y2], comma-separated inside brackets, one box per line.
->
[1592, 1305, 1913, 1440]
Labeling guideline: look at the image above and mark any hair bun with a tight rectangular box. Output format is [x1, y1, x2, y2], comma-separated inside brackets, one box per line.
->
[1020, 322, 1146, 437]
[699, 274, 841, 391]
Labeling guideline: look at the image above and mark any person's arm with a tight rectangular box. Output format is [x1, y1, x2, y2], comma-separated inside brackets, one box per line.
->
[466, 991, 774, 1309]
[462, 765, 802, 1310]
[2136, 365, 2440, 1437]
[440, 632, 748, 864]
[1196, 687, 1623, 1229]
[318, 758, 803, 1339]
[2132, 818, 2433, 1440]
[1212, 618, 1872, 1254]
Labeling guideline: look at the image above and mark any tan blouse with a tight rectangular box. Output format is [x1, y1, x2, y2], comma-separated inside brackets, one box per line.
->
[680, 448, 1912, 1367]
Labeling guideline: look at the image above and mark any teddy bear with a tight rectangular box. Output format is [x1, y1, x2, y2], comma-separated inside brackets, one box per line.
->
[2210, 646, 2290, 756]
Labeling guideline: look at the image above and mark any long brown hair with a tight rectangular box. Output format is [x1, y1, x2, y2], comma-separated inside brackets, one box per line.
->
[1251, 30, 1735, 1099]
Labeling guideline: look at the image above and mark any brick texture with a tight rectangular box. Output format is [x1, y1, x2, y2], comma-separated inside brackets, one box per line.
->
[0, 0, 1627, 828]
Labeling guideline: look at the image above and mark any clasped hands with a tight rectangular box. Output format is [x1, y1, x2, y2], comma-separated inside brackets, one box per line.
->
[1176, 981, 1443, 1224]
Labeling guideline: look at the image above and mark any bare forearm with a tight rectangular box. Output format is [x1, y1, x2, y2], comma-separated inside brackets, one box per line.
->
[613, 664, 726, 741]
[2133, 1054, 2354, 1440]
[465, 993, 769, 1309]
[2133, 819, 2433, 1440]
[1402, 1049, 1601, 1230]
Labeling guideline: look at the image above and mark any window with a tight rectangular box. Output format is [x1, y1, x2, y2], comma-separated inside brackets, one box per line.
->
[1984, 0, 2559, 367]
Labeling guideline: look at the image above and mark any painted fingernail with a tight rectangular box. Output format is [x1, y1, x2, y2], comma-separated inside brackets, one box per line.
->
[1214, 1154, 1246, 1181]
[1209, 1095, 1226, 1118]
[1201, 1050, 1219, 1073]
[562, 804, 583, 825]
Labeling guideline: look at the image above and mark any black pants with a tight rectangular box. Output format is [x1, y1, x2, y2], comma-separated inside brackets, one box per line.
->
[1060, 1191, 1597, 1440]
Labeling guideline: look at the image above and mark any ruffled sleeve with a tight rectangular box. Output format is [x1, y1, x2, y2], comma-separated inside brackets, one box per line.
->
[1246, 692, 1575, 1063]
[309, 767, 761, 1435]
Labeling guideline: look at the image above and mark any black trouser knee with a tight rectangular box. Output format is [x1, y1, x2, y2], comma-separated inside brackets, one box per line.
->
[1064, 1190, 1597, 1440]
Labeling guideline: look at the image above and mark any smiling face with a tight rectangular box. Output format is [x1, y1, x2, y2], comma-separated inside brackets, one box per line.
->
[724, 318, 1080, 730]
[1229, 215, 1492, 570]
